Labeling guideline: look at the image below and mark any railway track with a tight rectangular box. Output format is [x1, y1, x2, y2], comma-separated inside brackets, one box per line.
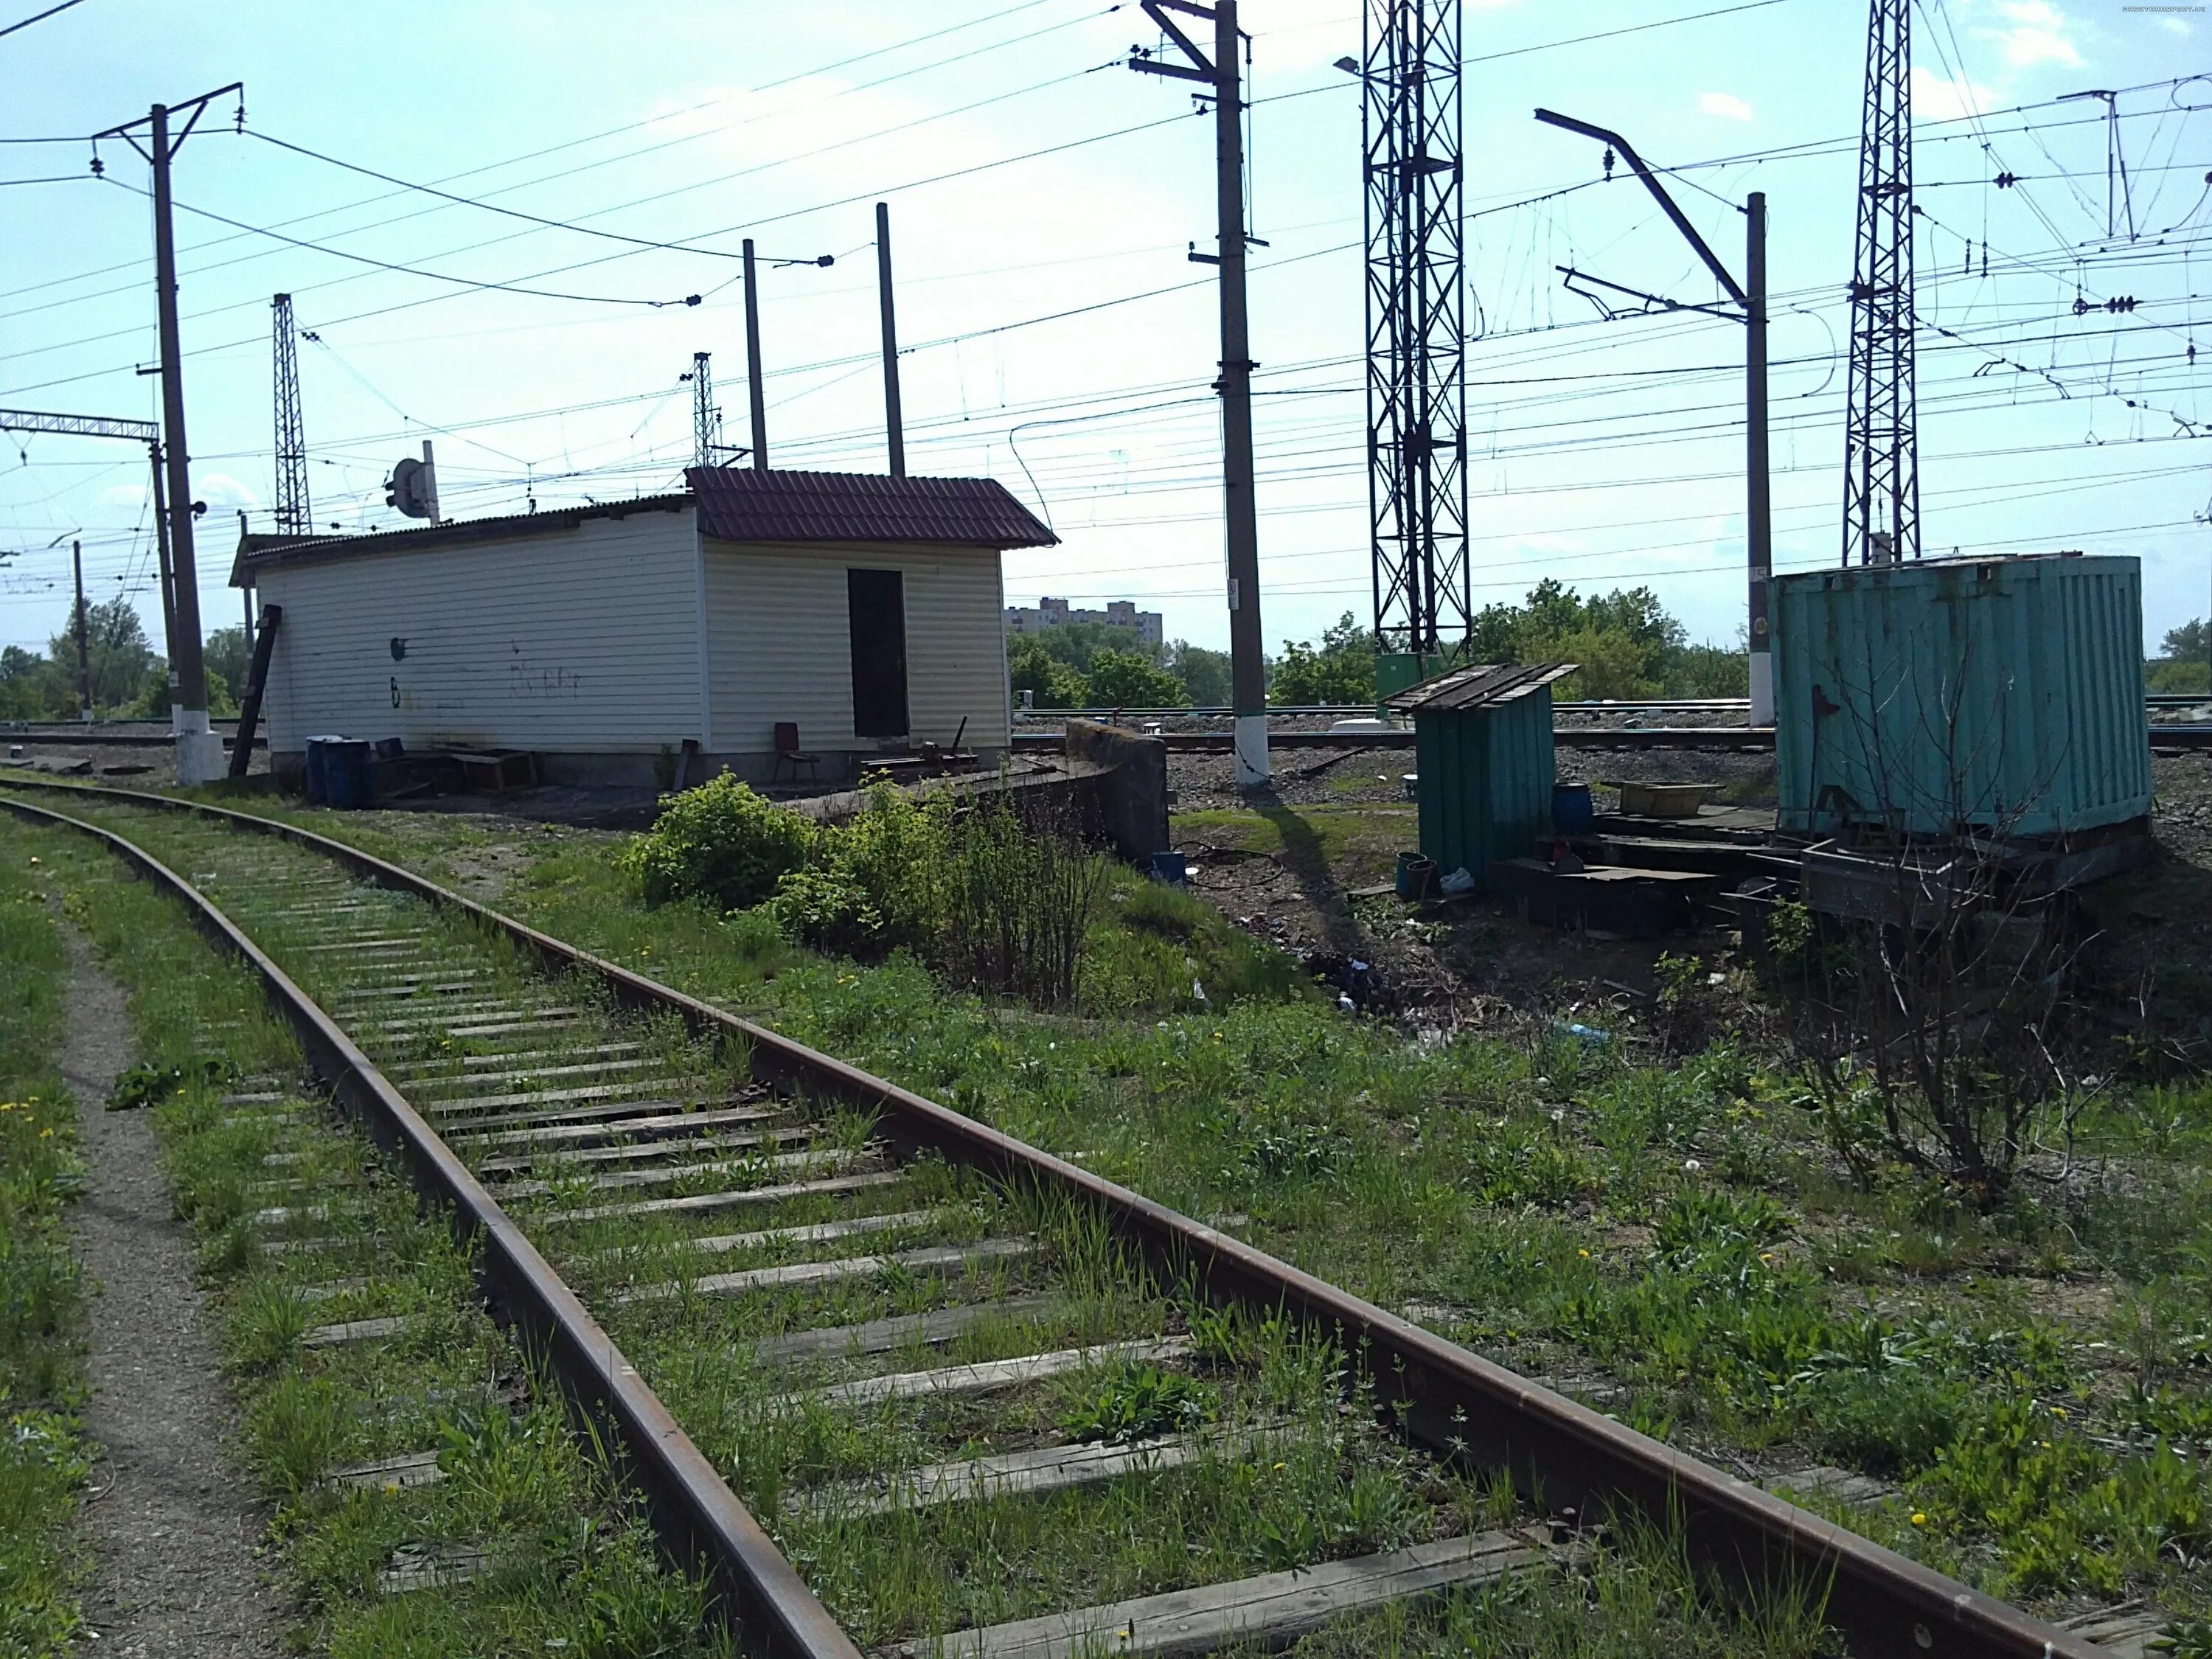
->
[0, 777, 2117, 1659]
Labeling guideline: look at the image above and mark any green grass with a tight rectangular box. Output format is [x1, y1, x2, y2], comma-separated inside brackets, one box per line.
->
[1175, 801, 1417, 886]
[27, 785, 2212, 1632]
[0, 838, 89, 1657]
[7, 815, 733, 1659]
[288, 796, 2212, 1621]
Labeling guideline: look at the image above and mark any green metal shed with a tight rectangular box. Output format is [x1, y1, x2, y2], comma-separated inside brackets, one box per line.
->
[1772, 553, 2149, 839]
[1385, 662, 1576, 885]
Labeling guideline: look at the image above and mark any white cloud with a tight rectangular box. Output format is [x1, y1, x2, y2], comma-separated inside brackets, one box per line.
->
[1913, 64, 2000, 122]
[1980, 1, 2084, 67]
[194, 473, 259, 512]
[2157, 15, 2191, 33]
[1697, 91, 1755, 122]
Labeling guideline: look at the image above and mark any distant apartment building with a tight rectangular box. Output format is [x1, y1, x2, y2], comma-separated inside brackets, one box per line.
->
[1004, 595, 1164, 650]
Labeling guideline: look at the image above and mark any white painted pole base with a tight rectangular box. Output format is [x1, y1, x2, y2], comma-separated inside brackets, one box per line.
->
[1232, 713, 1270, 789]
[172, 706, 226, 786]
[1747, 650, 1775, 728]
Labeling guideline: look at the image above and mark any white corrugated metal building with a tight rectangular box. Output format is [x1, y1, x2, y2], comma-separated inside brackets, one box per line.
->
[229, 468, 1057, 787]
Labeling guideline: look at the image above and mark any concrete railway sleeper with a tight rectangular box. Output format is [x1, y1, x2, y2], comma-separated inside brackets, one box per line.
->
[0, 779, 2115, 1659]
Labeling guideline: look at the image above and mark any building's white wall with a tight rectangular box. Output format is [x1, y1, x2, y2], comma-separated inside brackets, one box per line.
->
[703, 539, 1009, 754]
[254, 506, 702, 754]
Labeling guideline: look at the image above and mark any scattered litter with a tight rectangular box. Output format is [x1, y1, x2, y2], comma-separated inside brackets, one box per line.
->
[1437, 866, 1477, 897]
[1551, 1021, 1612, 1047]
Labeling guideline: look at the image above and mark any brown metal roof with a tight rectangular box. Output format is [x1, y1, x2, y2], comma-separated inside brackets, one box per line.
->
[229, 495, 692, 585]
[686, 467, 1056, 548]
[1382, 660, 1578, 713]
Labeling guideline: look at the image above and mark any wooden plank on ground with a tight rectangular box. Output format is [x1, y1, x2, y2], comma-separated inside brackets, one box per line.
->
[872, 1529, 1540, 1658]
[422, 1077, 709, 1116]
[413, 1056, 669, 1095]
[383, 1041, 642, 1079]
[449, 1102, 783, 1151]
[425, 1096, 776, 1139]
[493, 1146, 874, 1203]
[302, 1313, 422, 1349]
[474, 1121, 819, 1177]
[619, 1237, 1032, 1304]
[327, 1448, 444, 1490]
[799, 1429, 1246, 1517]
[752, 1297, 1057, 1365]
[540, 1168, 903, 1226]
[801, 1336, 1189, 1412]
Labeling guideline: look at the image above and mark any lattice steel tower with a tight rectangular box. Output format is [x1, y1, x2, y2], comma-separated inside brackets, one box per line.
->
[1362, 0, 1468, 653]
[1843, 0, 1918, 566]
[270, 293, 310, 537]
[691, 352, 722, 468]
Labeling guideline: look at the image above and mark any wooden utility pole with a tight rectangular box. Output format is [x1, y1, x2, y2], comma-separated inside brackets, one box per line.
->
[72, 540, 91, 720]
[1130, 0, 1269, 785]
[96, 85, 240, 782]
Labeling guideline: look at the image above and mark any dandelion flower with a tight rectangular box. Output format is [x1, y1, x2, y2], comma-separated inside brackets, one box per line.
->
[1578, 1248, 1590, 1259]
[1910, 1512, 1927, 1526]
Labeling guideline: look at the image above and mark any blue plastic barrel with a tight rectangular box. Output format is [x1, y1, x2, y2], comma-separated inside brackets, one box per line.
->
[321, 739, 376, 810]
[302, 735, 347, 805]
[1145, 851, 1187, 886]
[1552, 782, 1595, 836]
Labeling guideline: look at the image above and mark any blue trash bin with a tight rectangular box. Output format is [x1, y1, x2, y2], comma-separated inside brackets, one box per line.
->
[303, 735, 347, 805]
[1552, 782, 1595, 836]
[322, 740, 376, 810]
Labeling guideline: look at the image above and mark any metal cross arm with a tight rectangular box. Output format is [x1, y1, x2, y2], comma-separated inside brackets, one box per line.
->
[1556, 265, 1742, 324]
[1127, 0, 1219, 81]
[0, 408, 159, 444]
[92, 81, 245, 163]
[1533, 108, 1747, 308]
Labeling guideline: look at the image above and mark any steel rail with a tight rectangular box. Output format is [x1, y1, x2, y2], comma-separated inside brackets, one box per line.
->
[0, 789, 863, 1659]
[0, 776, 2104, 1659]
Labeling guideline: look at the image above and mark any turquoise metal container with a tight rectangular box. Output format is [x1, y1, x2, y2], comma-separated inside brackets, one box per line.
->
[1408, 687, 1558, 882]
[1772, 554, 2149, 838]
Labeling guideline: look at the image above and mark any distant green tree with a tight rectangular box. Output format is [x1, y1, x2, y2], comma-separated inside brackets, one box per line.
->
[128, 662, 233, 719]
[2161, 618, 2208, 662]
[45, 597, 155, 712]
[1446, 580, 1742, 700]
[0, 644, 65, 719]
[1085, 647, 1189, 709]
[1014, 620, 1139, 675]
[203, 625, 251, 696]
[1009, 641, 1090, 709]
[1160, 639, 1232, 706]
[1270, 611, 1377, 706]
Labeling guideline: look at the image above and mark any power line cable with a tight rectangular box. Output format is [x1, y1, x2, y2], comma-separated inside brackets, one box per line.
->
[0, 0, 91, 41]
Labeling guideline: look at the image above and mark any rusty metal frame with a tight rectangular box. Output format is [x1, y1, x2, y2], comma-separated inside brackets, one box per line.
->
[0, 778, 2101, 1659]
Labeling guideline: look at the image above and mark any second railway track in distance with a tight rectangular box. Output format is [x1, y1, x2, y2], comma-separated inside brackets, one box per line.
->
[0, 780, 2113, 1659]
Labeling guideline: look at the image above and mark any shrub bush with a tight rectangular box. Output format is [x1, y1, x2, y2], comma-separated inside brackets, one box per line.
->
[619, 775, 814, 910]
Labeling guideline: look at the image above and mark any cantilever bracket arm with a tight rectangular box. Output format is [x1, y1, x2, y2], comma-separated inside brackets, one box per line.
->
[1130, 0, 1217, 81]
[1534, 107, 1747, 309]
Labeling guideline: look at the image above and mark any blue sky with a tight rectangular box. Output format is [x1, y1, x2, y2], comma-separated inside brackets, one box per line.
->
[1, 0, 2205, 662]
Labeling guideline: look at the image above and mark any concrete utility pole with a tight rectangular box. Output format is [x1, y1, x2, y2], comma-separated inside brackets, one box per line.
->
[94, 86, 240, 784]
[876, 201, 905, 477]
[1533, 110, 1774, 727]
[742, 239, 768, 471]
[1131, 0, 1269, 785]
[1745, 192, 1773, 724]
[72, 539, 91, 721]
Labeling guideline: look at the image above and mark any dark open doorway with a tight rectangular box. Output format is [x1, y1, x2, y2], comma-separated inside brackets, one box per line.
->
[846, 568, 910, 738]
